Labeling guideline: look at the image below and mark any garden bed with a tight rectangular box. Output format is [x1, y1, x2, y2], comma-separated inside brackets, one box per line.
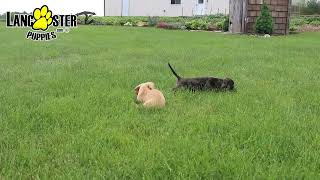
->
[77, 15, 229, 31]
[290, 16, 320, 32]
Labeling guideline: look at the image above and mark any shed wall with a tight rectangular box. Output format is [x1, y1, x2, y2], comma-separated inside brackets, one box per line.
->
[105, 0, 229, 17]
[246, 0, 290, 34]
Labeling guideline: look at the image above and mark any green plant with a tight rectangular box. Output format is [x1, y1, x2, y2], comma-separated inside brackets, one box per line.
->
[76, 16, 227, 30]
[255, 3, 273, 34]
[185, 20, 194, 30]
[290, 16, 320, 26]
[185, 19, 209, 30]
[290, 17, 306, 26]
[306, 0, 320, 14]
[309, 20, 320, 26]
[289, 25, 298, 32]
[147, 16, 159, 27]
[216, 21, 223, 30]
[222, 17, 229, 32]
[299, 0, 320, 15]
[198, 19, 208, 30]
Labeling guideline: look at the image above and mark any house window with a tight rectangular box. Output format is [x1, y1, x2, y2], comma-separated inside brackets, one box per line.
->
[198, 0, 204, 4]
[171, 0, 181, 4]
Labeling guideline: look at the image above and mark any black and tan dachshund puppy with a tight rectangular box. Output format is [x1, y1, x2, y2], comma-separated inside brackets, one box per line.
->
[168, 63, 235, 91]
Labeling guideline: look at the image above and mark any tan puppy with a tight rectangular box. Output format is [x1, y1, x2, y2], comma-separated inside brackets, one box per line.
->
[134, 82, 155, 96]
[134, 82, 166, 108]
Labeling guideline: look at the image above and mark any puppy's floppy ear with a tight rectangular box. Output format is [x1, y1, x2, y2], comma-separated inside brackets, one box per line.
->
[221, 79, 229, 89]
[134, 85, 140, 95]
[228, 79, 234, 90]
[222, 78, 234, 90]
[134, 85, 140, 91]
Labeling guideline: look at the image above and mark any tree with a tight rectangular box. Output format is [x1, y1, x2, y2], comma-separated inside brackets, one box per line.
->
[255, 3, 273, 34]
[300, 0, 320, 15]
[306, 0, 320, 14]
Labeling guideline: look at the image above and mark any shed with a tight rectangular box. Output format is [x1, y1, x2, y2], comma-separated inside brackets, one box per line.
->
[229, 0, 292, 35]
[104, 0, 229, 17]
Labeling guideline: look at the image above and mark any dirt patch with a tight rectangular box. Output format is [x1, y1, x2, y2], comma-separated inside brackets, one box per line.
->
[298, 25, 320, 32]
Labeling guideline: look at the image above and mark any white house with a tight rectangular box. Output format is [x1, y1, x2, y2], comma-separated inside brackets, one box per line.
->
[104, 0, 229, 16]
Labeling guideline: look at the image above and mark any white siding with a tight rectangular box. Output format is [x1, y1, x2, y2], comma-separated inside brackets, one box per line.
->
[105, 0, 122, 16]
[206, 0, 229, 15]
[105, 0, 229, 16]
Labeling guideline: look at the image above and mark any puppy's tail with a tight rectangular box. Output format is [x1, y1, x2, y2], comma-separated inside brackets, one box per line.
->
[168, 63, 181, 80]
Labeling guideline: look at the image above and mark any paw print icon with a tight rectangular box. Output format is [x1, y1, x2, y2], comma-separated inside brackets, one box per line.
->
[32, 5, 53, 31]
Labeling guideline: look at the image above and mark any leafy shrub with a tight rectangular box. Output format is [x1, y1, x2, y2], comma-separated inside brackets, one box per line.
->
[309, 20, 320, 26]
[222, 17, 229, 32]
[90, 17, 113, 25]
[297, 0, 320, 15]
[289, 16, 320, 32]
[147, 16, 159, 27]
[255, 3, 273, 34]
[216, 21, 223, 30]
[305, 17, 319, 24]
[290, 16, 320, 27]
[185, 20, 198, 30]
[185, 20, 194, 30]
[185, 19, 209, 30]
[289, 25, 298, 32]
[198, 20, 209, 30]
[191, 20, 201, 29]
[305, 0, 320, 14]
[290, 17, 306, 26]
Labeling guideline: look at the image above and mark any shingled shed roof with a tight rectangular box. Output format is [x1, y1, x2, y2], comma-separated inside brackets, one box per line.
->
[229, 0, 292, 35]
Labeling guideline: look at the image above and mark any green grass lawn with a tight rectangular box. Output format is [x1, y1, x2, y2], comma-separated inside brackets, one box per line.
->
[1, 24, 320, 179]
